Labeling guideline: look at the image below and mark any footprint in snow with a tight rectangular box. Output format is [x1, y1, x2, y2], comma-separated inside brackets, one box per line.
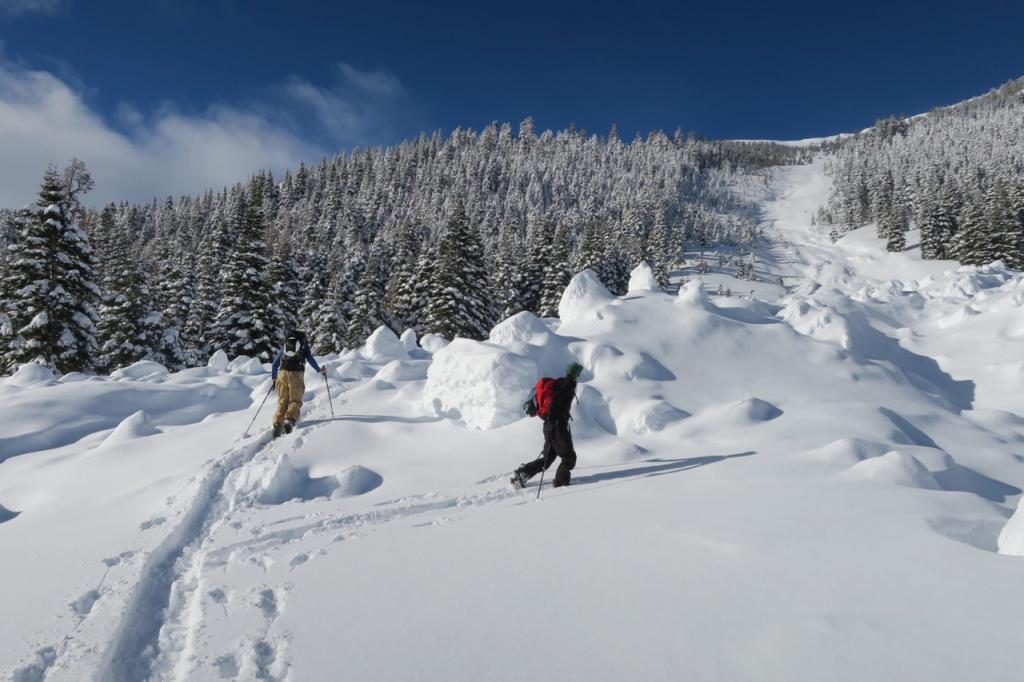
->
[139, 516, 166, 531]
[71, 589, 102, 617]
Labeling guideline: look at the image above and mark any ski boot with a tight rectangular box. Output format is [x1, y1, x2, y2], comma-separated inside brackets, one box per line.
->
[272, 423, 283, 439]
[283, 419, 296, 435]
[510, 467, 529, 489]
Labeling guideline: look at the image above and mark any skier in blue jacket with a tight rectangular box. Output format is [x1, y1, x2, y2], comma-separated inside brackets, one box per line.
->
[271, 329, 325, 437]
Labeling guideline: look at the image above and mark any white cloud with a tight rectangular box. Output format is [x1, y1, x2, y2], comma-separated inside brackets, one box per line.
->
[337, 62, 404, 97]
[0, 59, 410, 207]
[0, 0, 65, 16]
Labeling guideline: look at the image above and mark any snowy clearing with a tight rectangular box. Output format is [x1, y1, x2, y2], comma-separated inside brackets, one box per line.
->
[3, 158, 1024, 681]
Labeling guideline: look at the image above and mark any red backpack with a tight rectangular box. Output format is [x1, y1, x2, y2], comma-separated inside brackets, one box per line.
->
[524, 378, 556, 419]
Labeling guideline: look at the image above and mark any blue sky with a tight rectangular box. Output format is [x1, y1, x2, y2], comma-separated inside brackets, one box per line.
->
[1, 0, 1022, 204]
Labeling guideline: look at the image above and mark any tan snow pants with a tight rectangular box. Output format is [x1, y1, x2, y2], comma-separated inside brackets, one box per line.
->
[273, 369, 305, 427]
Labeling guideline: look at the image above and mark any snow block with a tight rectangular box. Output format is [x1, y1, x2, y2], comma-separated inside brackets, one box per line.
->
[110, 360, 169, 381]
[997, 497, 1024, 556]
[558, 269, 614, 322]
[628, 262, 660, 292]
[845, 451, 939, 490]
[489, 311, 551, 347]
[677, 281, 710, 308]
[419, 334, 450, 353]
[423, 338, 538, 430]
[6, 362, 57, 387]
[399, 329, 418, 351]
[362, 326, 409, 362]
[207, 350, 230, 370]
[102, 410, 160, 447]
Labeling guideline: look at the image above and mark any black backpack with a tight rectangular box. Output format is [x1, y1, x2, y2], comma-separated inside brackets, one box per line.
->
[281, 330, 307, 370]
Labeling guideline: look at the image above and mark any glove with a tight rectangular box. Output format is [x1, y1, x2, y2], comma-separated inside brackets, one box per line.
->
[319, 367, 327, 376]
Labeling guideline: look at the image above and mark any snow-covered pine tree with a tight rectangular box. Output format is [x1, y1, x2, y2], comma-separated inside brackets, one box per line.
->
[310, 271, 348, 355]
[213, 183, 275, 361]
[383, 223, 420, 331]
[520, 216, 551, 314]
[424, 203, 494, 340]
[573, 218, 604, 274]
[347, 254, 389, 346]
[985, 179, 1024, 268]
[885, 204, 908, 253]
[539, 225, 571, 317]
[948, 193, 990, 265]
[297, 248, 330, 333]
[0, 163, 100, 374]
[491, 227, 526, 321]
[650, 206, 674, 288]
[182, 216, 224, 366]
[623, 205, 650, 269]
[394, 246, 435, 334]
[95, 221, 166, 372]
[266, 238, 303, 344]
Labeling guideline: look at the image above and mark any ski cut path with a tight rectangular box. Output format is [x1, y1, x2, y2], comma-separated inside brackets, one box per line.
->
[3, 158, 1024, 682]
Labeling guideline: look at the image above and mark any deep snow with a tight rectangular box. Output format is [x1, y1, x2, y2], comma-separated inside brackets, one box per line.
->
[2, 158, 1024, 681]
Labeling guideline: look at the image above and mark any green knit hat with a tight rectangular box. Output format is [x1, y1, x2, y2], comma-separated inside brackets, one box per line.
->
[566, 362, 583, 379]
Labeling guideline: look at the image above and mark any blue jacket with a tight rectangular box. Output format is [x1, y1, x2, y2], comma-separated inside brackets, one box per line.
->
[271, 341, 321, 381]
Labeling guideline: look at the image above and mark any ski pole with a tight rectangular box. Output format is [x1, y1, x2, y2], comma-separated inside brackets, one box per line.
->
[536, 453, 547, 500]
[243, 382, 273, 437]
[323, 371, 336, 421]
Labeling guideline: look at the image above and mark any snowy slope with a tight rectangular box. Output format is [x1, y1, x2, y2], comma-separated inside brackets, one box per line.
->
[4, 159, 1024, 682]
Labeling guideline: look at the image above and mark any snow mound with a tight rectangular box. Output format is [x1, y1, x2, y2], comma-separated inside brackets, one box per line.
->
[423, 339, 537, 430]
[109, 361, 169, 381]
[936, 304, 980, 329]
[5, 362, 57, 387]
[374, 360, 430, 383]
[227, 356, 265, 375]
[419, 334, 449, 353]
[336, 360, 373, 380]
[628, 262, 660, 292]
[102, 410, 160, 446]
[845, 450, 940, 490]
[362, 326, 409, 362]
[207, 350, 230, 370]
[728, 397, 783, 422]
[631, 399, 690, 435]
[399, 329, 418, 351]
[489, 311, 551, 347]
[997, 498, 1024, 556]
[558, 269, 613, 322]
[0, 503, 19, 524]
[800, 437, 892, 465]
[333, 465, 385, 498]
[257, 454, 383, 504]
[677, 281, 710, 308]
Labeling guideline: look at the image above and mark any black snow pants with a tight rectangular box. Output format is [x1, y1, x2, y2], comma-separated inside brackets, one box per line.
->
[521, 419, 577, 487]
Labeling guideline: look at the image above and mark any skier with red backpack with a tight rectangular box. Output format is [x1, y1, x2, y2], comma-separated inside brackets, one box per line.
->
[511, 361, 584, 489]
